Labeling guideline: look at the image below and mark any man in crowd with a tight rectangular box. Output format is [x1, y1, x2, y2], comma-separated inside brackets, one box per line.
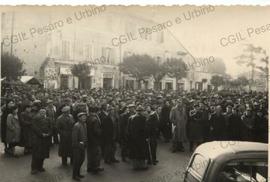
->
[56, 106, 75, 166]
[170, 98, 188, 152]
[146, 105, 159, 165]
[225, 105, 242, 141]
[241, 107, 255, 141]
[1, 100, 16, 154]
[31, 108, 52, 174]
[119, 104, 135, 162]
[86, 106, 104, 174]
[46, 99, 58, 144]
[72, 112, 88, 181]
[160, 100, 172, 143]
[20, 104, 33, 154]
[128, 105, 148, 170]
[108, 104, 120, 163]
[188, 103, 204, 152]
[209, 105, 226, 141]
[99, 104, 115, 164]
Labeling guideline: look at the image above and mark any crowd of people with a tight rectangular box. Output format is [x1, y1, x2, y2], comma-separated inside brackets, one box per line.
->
[0, 84, 268, 181]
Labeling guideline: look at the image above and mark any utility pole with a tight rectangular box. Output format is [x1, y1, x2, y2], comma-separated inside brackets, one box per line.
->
[10, 11, 14, 56]
[119, 44, 122, 89]
[1, 12, 5, 54]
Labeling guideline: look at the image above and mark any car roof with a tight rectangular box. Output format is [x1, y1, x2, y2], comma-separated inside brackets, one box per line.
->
[194, 141, 268, 160]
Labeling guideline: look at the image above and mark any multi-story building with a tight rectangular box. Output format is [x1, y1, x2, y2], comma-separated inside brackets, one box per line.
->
[1, 7, 217, 91]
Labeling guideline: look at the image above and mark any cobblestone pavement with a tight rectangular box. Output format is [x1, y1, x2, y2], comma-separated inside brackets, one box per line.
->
[0, 142, 191, 182]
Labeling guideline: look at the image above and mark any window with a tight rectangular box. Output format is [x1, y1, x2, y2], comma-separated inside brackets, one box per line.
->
[62, 40, 70, 60]
[102, 47, 109, 64]
[190, 154, 209, 177]
[184, 154, 209, 182]
[78, 45, 83, 57]
[218, 160, 268, 182]
[84, 44, 92, 60]
[102, 47, 115, 64]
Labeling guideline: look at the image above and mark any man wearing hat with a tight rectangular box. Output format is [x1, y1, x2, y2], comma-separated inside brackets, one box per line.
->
[31, 108, 52, 174]
[160, 100, 172, 143]
[226, 105, 242, 141]
[46, 99, 58, 144]
[1, 100, 15, 154]
[72, 112, 88, 181]
[170, 98, 188, 152]
[98, 103, 115, 164]
[86, 106, 104, 174]
[119, 104, 135, 162]
[209, 105, 226, 141]
[146, 104, 159, 165]
[128, 105, 148, 170]
[241, 107, 255, 141]
[81, 95, 89, 116]
[20, 104, 33, 154]
[188, 103, 204, 152]
[56, 106, 75, 166]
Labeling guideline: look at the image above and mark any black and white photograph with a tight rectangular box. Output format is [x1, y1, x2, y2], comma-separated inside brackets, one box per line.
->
[0, 4, 269, 182]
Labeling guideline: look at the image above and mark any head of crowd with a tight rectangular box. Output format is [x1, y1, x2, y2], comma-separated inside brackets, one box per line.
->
[1, 84, 268, 120]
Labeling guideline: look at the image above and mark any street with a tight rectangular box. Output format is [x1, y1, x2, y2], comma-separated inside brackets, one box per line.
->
[0, 141, 191, 182]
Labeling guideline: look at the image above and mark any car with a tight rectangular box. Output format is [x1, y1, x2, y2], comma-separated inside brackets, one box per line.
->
[183, 141, 268, 182]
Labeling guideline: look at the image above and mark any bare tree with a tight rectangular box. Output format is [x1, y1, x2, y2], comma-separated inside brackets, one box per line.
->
[235, 44, 266, 91]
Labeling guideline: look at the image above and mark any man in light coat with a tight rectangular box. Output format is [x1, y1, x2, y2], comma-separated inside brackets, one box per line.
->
[170, 98, 188, 152]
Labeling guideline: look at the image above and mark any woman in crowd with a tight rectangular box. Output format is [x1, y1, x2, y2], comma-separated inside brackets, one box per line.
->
[6, 105, 21, 157]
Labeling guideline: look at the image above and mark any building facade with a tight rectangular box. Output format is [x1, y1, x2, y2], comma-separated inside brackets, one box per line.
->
[2, 8, 217, 91]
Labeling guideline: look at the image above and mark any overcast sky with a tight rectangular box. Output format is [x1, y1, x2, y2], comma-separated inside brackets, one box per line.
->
[127, 5, 270, 77]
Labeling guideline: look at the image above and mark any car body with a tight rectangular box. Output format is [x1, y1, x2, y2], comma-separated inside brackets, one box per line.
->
[183, 141, 268, 182]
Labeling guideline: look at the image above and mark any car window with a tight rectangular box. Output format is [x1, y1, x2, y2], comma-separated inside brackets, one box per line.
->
[218, 160, 268, 182]
[184, 154, 209, 182]
[190, 154, 209, 177]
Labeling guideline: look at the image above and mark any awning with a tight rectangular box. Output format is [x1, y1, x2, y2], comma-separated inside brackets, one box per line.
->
[20, 76, 42, 85]
[60, 67, 72, 75]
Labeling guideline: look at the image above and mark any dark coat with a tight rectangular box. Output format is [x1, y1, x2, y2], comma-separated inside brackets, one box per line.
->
[128, 113, 148, 160]
[32, 114, 52, 159]
[86, 113, 102, 147]
[119, 112, 131, 143]
[241, 114, 255, 141]
[209, 113, 226, 141]
[201, 109, 210, 139]
[56, 114, 75, 157]
[99, 111, 114, 144]
[72, 122, 87, 149]
[20, 111, 33, 147]
[160, 105, 171, 124]
[226, 113, 242, 140]
[188, 110, 204, 142]
[254, 113, 268, 143]
[146, 112, 159, 139]
[1, 107, 12, 143]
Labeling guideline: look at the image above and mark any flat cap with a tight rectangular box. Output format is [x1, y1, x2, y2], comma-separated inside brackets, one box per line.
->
[47, 99, 53, 104]
[77, 112, 87, 118]
[136, 105, 144, 111]
[62, 106, 70, 112]
[128, 104, 135, 108]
